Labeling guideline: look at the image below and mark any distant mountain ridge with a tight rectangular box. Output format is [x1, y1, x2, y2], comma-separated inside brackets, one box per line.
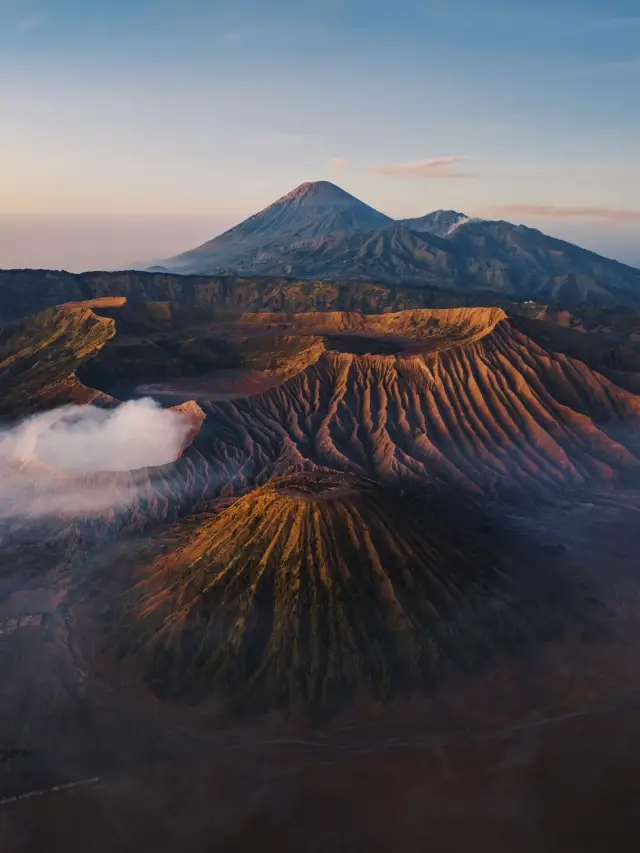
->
[152, 181, 640, 308]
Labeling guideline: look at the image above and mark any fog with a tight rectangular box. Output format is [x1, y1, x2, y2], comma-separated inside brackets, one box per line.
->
[0, 214, 638, 274]
[0, 214, 234, 273]
[0, 399, 193, 519]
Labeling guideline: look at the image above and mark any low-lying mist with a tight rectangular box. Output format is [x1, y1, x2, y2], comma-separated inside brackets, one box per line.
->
[0, 399, 193, 520]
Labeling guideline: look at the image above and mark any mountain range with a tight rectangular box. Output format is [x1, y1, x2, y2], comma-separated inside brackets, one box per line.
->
[149, 181, 640, 308]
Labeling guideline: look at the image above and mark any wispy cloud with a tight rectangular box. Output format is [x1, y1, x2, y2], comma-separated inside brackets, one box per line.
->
[570, 56, 640, 78]
[368, 156, 472, 180]
[17, 13, 47, 32]
[600, 57, 640, 74]
[485, 204, 640, 223]
[589, 16, 640, 29]
[329, 156, 348, 172]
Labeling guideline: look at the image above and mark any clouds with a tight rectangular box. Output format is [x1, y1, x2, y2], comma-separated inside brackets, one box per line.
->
[570, 56, 640, 78]
[590, 16, 640, 29]
[0, 399, 194, 520]
[484, 204, 640, 223]
[600, 57, 640, 75]
[329, 156, 348, 172]
[17, 13, 47, 32]
[368, 156, 472, 180]
[24, 399, 191, 472]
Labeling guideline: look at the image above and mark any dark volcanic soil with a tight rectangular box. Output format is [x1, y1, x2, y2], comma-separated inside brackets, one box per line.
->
[2, 492, 640, 852]
[109, 369, 290, 404]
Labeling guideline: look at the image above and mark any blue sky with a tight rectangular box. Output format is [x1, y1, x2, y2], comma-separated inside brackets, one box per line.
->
[1, 0, 639, 270]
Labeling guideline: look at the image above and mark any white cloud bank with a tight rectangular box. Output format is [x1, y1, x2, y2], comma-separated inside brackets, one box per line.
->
[0, 399, 193, 519]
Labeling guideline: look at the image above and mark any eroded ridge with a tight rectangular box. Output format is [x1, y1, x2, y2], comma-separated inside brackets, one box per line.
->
[113, 472, 536, 713]
[197, 318, 640, 498]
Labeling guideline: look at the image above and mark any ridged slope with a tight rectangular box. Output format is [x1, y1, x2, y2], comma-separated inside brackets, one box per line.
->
[3, 303, 640, 529]
[0, 305, 116, 415]
[121, 472, 530, 713]
[168, 181, 394, 270]
[199, 317, 640, 498]
[232, 306, 505, 341]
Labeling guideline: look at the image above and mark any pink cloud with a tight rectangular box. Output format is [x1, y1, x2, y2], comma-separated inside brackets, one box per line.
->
[329, 156, 348, 172]
[485, 204, 640, 223]
[368, 156, 471, 179]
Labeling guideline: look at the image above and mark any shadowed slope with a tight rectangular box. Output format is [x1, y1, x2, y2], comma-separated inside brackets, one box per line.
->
[117, 472, 540, 714]
[0, 270, 509, 327]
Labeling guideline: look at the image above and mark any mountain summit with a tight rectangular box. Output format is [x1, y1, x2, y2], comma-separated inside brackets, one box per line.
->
[275, 180, 372, 209]
[167, 181, 393, 272]
[155, 181, 640, 307]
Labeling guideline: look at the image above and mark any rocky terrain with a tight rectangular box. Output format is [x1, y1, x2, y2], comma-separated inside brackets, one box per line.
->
[0, 268, 512, 326]
[3, 298, 640, 849]
[2, 300, 640, 522]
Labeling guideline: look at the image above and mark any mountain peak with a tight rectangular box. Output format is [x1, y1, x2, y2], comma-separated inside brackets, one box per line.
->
[399, 210, 471, 238]
[166, 181, 394, 267]
[275, 180, 369, 209]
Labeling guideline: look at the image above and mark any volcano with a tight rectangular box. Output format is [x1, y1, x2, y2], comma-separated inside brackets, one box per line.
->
[139, 180, 640, 308]
[113, 471, 537, 714]
[4, 300, 640, 515]
[166, 181, 394, 273]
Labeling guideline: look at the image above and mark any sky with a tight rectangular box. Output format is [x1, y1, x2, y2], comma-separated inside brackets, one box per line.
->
[1, 0, 639, 271]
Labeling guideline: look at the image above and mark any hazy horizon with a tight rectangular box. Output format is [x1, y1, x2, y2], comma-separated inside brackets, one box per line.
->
[1, 0, 639, 271]
[1, 203, 640, 273]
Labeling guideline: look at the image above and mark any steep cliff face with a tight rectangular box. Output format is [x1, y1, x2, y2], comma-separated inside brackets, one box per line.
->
[0, 269, 518, 326]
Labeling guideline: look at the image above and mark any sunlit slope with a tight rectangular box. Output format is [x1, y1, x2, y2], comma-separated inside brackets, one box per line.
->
[201, 315, 640, 497]
[120, 472, 538, 713]
[0, 305, 116, 415]
[3, 302, 640, 506]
